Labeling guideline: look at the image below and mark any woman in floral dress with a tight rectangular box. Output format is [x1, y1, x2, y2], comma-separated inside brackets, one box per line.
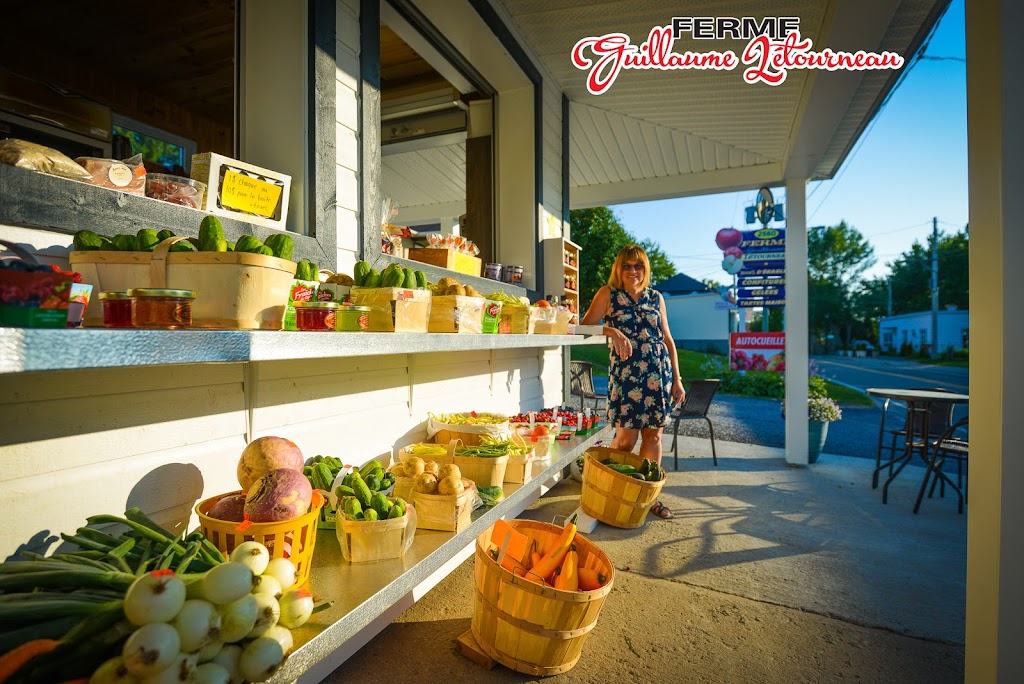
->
[580, 244, 684, 518]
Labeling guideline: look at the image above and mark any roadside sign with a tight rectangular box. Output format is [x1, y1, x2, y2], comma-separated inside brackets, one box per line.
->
[737, 297, 786, 308]
[730, 332, 786, 372]
[738, 285, 786, 299]
[714, 301, 738, 310]
[738, 277, 785, 287]
[740, 260, 785, 277]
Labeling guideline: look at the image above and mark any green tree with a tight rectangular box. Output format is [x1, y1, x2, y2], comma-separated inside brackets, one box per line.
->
[886, 227, 968, 315]
[569, 207, 676, 310]
[808, 221, 876, 349]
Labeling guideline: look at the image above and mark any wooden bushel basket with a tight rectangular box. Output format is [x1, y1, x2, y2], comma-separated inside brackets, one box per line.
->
[453, 453, 509, 488]
[411, 478, 475, 532]
[472, 519, 614, 676]
[70, 237, 297, 329]
[580, 447, 666, 529]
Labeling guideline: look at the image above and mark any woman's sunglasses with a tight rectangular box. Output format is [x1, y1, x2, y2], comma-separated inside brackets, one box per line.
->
[621, 262, 645, 272]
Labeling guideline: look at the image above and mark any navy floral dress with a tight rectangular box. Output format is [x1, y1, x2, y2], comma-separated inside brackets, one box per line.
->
[606, 287, 674, 429]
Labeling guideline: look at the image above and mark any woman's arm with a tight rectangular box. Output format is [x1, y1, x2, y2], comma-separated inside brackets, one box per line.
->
[582, 286, 632, 359]
[659, 293, 685, 404]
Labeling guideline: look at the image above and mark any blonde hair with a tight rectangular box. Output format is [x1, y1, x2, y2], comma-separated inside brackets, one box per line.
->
[608, 244, 651, 290]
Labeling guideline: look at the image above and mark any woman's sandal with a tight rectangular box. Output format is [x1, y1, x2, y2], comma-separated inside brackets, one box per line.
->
[650, 501, 673, 519]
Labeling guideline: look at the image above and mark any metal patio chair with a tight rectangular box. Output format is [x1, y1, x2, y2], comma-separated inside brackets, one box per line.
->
[569, 360, 608, 411]
[873, 387, 957, 489]
[669, 379, 721, 469]
[915, 416, 969, 514]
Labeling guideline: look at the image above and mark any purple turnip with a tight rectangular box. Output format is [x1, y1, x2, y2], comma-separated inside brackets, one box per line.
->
[244, 469, 313, 523]
[208, 494, 247, 522]
[237, 437, 304, 491]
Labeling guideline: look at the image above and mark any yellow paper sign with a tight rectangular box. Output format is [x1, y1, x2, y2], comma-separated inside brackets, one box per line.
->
[219, 169, 284, 219]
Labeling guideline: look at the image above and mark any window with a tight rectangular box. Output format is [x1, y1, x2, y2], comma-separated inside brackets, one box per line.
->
[113, 117, 196, 175]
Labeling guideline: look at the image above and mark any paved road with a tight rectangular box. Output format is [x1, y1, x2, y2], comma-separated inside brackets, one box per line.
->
[584, 355, 969, 461]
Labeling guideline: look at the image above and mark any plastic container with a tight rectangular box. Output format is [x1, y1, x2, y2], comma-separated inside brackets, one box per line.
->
[335, 304, 371, 331]
[145, 173, 207, 209]
[293, 300, 339, 331]
[484, 263, 503, 280]
[128, 288, 195, 329]
[99, 291, 133, 328]
[196, 491, 325, 587]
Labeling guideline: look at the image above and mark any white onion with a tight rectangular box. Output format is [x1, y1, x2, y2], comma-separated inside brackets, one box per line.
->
[123, 572, 187, 626]
[278, 588, 314, 629]
[172, 599, 221, 653]
[192, 663, 231, 684]
[229, 541, 270, 576]
[246, 592, 280, 638]
[209, 644, 243, 684]
[262, 558, 297, 592]
[262, 625, 294, 654]
[218, 594, 258, 643]
[198, 640, 223, 663]
[239, 637, 285, 683]
[188, 562, 255, 605]
[251, 574, 282, 599]
[121, 622, 181, 676]
[89, 656, 140, 684]
[140, 651, 198, 684]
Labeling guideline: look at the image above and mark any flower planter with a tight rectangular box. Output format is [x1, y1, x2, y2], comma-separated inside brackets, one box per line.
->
[808, 420, 830, 463]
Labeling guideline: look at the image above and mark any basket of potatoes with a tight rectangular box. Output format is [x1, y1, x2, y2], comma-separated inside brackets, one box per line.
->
[394, 458, 476, 532]
[428, 277, 487, 334]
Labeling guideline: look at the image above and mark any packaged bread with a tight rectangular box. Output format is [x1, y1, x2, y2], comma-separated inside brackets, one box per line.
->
[0, 139, 90, 180]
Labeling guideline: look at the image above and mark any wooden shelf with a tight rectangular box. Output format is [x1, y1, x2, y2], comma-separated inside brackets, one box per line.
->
[564, 287, 579, 295]
[563, 262, 578, 272]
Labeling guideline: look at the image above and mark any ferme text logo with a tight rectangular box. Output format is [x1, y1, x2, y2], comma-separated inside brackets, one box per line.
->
[571, 16, 905, 94]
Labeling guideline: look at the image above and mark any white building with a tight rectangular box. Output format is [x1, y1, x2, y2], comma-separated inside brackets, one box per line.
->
[656, 273, 729, 354]
[879, 307, 969, 354]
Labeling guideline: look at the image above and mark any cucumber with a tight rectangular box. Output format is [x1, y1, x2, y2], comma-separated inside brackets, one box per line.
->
[365, 474, 381, 492]
[234, 235, 265, 254]
[350, 473, 373, 509]
[353, 260, 371, 286]
[370, 493, 391, 518]
[264, 233, 295, 261]
[342, 497, 362, 518]
[199, 215, 225, 250]
[402, 267, 417, 289]
[334, 485, 357, 498]
[364, 269, 381, 288]
[360, 460, 384, 479]
[363, 508, 379, 522]
[387, 504, 404, 519]
[72, 229, 103, 251]
[414, 270, 427, 289]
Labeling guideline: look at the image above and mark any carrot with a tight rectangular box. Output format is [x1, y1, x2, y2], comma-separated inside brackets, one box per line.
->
[578, 567, 607, 591]
[0, 639, 59, 683]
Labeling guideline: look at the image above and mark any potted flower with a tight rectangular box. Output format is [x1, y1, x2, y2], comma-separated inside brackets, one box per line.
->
[781, 396, 843, 463]
[807, 397, 843, 463]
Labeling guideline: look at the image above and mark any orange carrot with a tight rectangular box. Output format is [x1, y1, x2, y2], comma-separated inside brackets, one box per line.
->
[0, 639, 59, 683]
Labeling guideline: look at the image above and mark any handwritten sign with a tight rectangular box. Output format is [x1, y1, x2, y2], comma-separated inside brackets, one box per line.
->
[220, 169, 284, 219]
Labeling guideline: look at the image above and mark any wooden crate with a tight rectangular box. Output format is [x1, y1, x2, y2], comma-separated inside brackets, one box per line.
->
[348, 287, 431, 332]
[407, 247, 482, 277]
[428, 295, 485, 333]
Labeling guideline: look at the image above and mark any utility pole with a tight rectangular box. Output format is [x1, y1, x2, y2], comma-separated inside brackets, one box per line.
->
[887, 277, 893, 317]
[930, 217, 939, 359]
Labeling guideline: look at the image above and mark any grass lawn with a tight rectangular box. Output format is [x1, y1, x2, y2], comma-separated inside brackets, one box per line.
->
[911, 357, 970, 368]
[570, 346, 874, 406]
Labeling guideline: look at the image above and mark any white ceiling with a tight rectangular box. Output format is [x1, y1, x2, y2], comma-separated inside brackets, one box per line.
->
[382, 141, 467, 223]
[495, 0, 948, 207]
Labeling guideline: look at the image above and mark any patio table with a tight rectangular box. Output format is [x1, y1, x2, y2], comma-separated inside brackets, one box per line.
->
[866, 388, 969, 507]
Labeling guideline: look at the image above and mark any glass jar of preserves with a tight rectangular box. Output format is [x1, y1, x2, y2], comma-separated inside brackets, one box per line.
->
[293, 301, 339, 331]
[128, 288, 195, 329]
[335, 305, 371, 332]
[98, 291, 133, 328]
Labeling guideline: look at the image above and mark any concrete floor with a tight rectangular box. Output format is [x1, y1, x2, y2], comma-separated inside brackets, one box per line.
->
[331, 437, 967, 683]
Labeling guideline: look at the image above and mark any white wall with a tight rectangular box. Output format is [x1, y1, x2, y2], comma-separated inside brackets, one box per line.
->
[662, 292, 729, 351]
[878, 310, 969, 352]
[0, 347, 564, 560]
[335, 0, 361, 275]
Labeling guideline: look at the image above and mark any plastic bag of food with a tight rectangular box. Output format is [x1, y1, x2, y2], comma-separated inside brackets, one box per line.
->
[0, 139, 91, 180]
[75, 154, 146, 195]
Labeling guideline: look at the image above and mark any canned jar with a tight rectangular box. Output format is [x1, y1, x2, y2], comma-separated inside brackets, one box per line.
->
[484, 263, 503, 280]
[99, 291, 133, 328]
[294, 300, 339, 331]
[510, 265, 524, 285]
[335, 305, 371, 332]
[128, 288, 195, 329]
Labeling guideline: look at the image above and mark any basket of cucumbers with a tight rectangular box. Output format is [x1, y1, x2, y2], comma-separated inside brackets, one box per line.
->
[335, 489, 416, 563]
[579, 446, 667, 529]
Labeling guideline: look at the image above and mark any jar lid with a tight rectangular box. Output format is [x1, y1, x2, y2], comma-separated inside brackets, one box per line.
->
[337, 305, 371, 312]
[128, 288, 196, 299]
[293, 301, 340, 309]
[98, 291, 132, 300]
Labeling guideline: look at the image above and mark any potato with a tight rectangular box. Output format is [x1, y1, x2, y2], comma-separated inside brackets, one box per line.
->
[437, 277, 459, 291]
[389, 463, 407, 477]
[464, 285, 481, 298]
[437, 475, 465, 496]
[413, 472, 438, 494]
[447, 284, 467, 296]
[404, 456, 425, 478]
[437, 463, 461, 481]
[423, 461, 440, 477]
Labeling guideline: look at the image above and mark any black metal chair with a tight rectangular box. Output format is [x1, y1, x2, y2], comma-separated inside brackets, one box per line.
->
[569, 360, 608, 411]
[914, 416, 969, 514]
[669, 379, 721, 469]
[873, 387, 957, 489]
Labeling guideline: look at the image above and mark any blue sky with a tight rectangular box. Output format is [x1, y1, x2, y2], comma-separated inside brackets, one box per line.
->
[609, 0, 967, 285]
